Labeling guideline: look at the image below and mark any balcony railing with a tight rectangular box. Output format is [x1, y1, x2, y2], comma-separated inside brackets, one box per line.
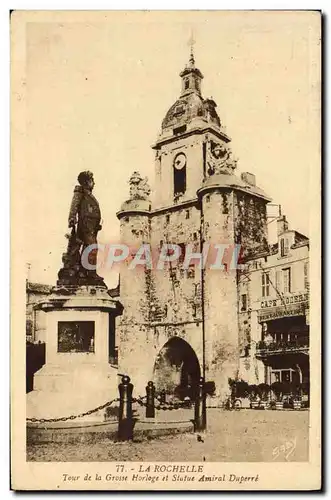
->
[256, 338, 309, 356]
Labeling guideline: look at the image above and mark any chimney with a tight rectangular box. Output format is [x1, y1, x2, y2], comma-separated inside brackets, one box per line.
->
[277, 215, 289, 236]
[241, 172, 256, 186]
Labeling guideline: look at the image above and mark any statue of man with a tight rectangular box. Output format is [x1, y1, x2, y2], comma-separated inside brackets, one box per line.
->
[68, 170, 102, 270]
[58, 171, 104, 286]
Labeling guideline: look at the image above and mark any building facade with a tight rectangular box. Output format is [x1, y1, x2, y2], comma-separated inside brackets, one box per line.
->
[238, 215, 309, 389]
[26, 281, 52, 342]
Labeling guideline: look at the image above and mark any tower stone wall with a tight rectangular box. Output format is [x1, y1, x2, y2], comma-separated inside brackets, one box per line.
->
[153, 135, 205, 209]
[200, 188, 238, 397]
[117, 207, 154, 390]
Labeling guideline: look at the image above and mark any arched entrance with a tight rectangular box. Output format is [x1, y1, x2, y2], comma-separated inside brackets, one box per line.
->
[153, 337, 200, 399]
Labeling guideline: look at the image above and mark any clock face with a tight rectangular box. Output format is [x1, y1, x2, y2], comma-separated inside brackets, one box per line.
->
[174, 152, 187, 170]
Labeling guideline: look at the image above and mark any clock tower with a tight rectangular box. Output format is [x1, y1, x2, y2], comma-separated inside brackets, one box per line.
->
[117, 50, 271, 400]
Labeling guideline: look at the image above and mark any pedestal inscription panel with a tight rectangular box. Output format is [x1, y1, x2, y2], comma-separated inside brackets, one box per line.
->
[57, 321, 95, 353]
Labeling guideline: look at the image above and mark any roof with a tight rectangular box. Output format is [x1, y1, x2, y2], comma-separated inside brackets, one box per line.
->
[198, 172, 272, 202]
[294, 231, 309, 243]
[161, 93, 221, 132]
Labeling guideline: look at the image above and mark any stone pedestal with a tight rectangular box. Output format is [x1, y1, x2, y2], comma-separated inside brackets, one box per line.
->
[27, 285, 122, 423]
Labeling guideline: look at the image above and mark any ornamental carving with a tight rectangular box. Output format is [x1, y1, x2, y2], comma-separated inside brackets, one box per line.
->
[207, 142, 238, 176]
[129, 171, 151, 201]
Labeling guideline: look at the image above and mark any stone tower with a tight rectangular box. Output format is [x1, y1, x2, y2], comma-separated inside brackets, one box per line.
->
[117, 50, 271, 400]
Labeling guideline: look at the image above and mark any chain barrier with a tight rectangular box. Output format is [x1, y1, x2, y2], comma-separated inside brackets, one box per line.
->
[27, 398, 120, 423]
[27, 396, 193, 424]
[133, 396, 192, 411]
[27, 398, 223, 424]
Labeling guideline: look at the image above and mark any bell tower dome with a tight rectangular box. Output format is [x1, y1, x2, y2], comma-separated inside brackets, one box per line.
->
[159, 50, 224, 138]
[152, 48, 230, 209]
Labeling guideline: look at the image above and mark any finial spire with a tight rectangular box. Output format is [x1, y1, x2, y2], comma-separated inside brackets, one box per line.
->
[188, 29, 196, 66]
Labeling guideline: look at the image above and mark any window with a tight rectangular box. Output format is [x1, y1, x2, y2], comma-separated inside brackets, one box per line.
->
[206, 195, 210, 203]
[178, 243, 186, 264]
[174, 105, 185, 116]
[283, 267, 291, 293]
[280, 237, 289, 257]
[284, 238, 289, 254]
[241, 294, 248, 312]
[185, 209, 190, 219]
[276, 270, 281, 292]
[173, 125, 187, 135]
[193, 232, 198, 241]
[282, 370, 291, 383]
[174, 166, 186, 196]
[166, 214, 170, 224]
[262, 273, 270, 298]
[271, 369, 294, 384]
[304, 262, 309, 290]
[187, 266, 195, 279]
[184, 79, 189, 90]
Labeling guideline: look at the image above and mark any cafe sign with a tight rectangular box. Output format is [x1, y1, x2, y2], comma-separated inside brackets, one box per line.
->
[260, 292, 309, 310]
[258, 303, 308, 323]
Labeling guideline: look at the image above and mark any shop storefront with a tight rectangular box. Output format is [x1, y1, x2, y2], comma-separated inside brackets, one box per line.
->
[256, 293, 309, 390]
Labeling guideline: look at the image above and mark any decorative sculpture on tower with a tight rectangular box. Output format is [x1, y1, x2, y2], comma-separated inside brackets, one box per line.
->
[57, 170, 106, 287]
[207, 142, 238, 176]
[129, 171, 151, 201]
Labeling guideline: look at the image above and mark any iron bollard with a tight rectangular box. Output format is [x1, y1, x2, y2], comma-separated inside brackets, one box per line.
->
[159, 389, 166, 404]
[194, 377, 207, 432]
[186, 384, 193, 408]
[145, 381, 155, 418]
[118, 375, 134, 441]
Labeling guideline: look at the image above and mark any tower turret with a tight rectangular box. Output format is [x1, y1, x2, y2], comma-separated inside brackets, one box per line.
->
[116, 172, 152, 390]
[197, 145, 271, 397]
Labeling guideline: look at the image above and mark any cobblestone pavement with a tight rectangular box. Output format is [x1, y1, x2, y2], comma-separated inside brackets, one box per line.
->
[27, 409, 309, 462]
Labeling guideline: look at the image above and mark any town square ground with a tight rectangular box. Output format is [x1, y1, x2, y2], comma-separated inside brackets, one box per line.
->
[27, 408, 308, 463]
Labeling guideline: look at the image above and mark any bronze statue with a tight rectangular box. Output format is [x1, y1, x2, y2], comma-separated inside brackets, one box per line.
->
[57, 171, 106, 287]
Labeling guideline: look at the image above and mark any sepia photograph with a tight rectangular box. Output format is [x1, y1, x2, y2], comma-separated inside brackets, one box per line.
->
[11, 10, 321, 491]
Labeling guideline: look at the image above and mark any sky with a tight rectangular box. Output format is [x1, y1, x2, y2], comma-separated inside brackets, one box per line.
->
[20, 11, 320, 287]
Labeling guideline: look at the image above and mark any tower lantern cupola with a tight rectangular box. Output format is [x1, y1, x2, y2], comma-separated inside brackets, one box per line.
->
[179, 50, 204, 96]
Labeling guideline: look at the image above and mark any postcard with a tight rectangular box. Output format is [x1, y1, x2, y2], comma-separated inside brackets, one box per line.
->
[11, 10, 321, 491]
